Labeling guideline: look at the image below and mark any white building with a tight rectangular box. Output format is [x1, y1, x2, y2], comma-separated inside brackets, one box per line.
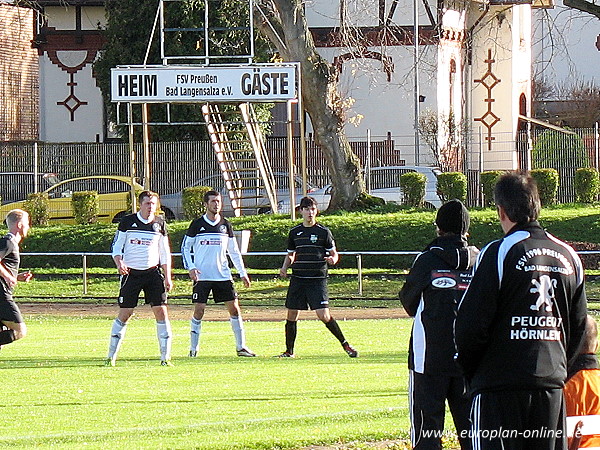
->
[31, 0, 550, 173]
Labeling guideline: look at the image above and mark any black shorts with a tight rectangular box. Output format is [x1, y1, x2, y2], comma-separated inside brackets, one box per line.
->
[118, 267, 167, 308]
[0, 296, 24, 324]
[192, 280, 238, 304]
[285, 277, 329, 310]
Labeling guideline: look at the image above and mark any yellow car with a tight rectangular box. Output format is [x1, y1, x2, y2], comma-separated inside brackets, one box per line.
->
[0, 176, 144, 224]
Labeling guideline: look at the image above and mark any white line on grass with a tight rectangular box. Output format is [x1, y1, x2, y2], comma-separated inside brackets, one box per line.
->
[1, 407, 404, 443]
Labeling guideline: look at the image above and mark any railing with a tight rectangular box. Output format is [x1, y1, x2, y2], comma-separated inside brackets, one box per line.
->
[19, 250, 600, 297]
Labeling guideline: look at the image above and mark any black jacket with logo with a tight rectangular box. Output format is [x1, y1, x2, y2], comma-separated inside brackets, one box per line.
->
[455, 221, 587, 394]
[400, 234, 477, 375]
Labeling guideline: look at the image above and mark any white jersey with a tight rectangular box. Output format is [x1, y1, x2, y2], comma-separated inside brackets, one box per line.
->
[111, 212, 171, 270]
[181, 214, 247, 281]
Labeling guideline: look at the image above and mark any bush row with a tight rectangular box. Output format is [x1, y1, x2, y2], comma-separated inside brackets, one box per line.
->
[399, 168, 600, 208]
[16, 206, 600, 270]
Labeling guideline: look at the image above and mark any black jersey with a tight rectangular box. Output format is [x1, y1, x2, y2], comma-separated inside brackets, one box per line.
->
[400, 234, 476, 375]
[287, 223, 335, 279]
[0, 233, 20, 296]
[455, 221, 587, 394]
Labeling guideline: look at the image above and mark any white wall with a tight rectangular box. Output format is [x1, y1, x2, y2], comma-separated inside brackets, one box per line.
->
[533, 6, 600, 88]
[309, 45, 437, 145]
[39, 55, 104, 143]
[46, 5, 106, 30]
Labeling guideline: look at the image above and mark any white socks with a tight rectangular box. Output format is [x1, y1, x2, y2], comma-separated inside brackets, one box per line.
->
[229, 316, 246, 351]
[107, 318, 127, 360]
[156, 320, 172, 362]
[190, 318, 202, 353]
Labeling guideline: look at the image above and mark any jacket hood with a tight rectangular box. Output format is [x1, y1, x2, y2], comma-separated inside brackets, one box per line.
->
[425, 234, 474, 270]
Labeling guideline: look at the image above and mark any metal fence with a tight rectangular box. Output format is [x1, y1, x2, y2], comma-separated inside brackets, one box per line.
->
[1, 125, 598, 206]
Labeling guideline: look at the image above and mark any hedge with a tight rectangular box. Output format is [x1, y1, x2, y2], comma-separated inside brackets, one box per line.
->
[530, 168, 559, 206]
[437, 172, 467, 203]
[183, 186, 212, 220]
[24, 193, 49, 226]
[480, 171, 505, 207]
[399, 172, 426, 207]
[72, 191, 99, 224]
[574, 168, 599, 203]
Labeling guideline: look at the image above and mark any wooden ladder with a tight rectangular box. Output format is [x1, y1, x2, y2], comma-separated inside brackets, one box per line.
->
[201, 103, 278, 216]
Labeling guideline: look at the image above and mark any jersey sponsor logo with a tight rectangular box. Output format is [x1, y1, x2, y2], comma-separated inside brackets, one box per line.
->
[310, 234, 318, 243]
[199, 238, 221, 245]
[432, 277, 457, 289]
[129, 238, 153, 246]
[430, 270, 471, 290]
[530, 275, 557, 312]
[219, 225, 227, 233]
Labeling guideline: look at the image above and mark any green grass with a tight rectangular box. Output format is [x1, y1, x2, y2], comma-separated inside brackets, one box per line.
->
[0, 316, 414, 449]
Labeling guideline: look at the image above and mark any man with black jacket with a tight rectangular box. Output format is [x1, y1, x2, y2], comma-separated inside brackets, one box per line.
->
[455, 173, 587, 450]
[400, 199, 477, 449]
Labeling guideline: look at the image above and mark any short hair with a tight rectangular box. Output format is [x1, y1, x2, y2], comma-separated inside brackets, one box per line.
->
[203, 190, 221, 203]
[138, 190, 159, 203]
[494, 172, 541, 224]
[582, 315, 599, 354]
[5, 209, 29, 228]
[299, 196, 318, 209]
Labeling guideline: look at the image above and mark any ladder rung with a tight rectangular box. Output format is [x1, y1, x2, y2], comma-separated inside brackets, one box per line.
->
[236, 195, 266, 200]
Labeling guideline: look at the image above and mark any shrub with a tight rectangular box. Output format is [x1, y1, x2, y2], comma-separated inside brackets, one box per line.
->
[399, 172, 426, 207]
[350, 192, 386, 211]
[480, 170, 505, 207]
[72, 191, 99, 224]
[183, 186, 212, 220]
[436, 172, 467, 203]
[574, 168, 599, 203]
[530, 168, 559, 206]
[24, 193, 50, 226]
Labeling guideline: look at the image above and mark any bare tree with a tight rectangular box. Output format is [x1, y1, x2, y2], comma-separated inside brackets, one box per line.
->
[254, 0, 364, 210]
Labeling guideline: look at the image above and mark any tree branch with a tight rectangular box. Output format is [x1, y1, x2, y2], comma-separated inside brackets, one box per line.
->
[564, 0, 600, 20]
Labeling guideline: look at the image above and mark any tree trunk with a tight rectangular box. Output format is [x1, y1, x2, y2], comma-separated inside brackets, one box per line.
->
[255, 0, 364, 209]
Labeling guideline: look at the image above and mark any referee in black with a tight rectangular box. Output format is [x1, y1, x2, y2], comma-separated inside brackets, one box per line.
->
[105, 190, 174, 366]
[278, 196, 357, 358]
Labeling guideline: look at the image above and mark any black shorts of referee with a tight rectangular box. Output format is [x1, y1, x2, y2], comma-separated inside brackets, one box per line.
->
[118, 266, 167, 308]
[0, 295, 24, 324]
[286, 277, 329, 310]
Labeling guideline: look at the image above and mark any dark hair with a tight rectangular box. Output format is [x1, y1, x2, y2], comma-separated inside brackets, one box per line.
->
[299, 196, 318, 209]
[138, 190, 159, 203]
[203, 190, 221, 203]
[494, 172, 540, 224]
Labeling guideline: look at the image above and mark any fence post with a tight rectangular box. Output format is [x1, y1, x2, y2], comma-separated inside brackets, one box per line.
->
[594, 122, 600, 169]
[82, 254, 88, 295]
[356, 254, 363, 296]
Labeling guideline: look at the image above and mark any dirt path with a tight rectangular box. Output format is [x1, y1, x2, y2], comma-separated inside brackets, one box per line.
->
[18, 302, 408, 321]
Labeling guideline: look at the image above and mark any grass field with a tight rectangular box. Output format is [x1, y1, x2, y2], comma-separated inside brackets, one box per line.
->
[0, 315, 422, 449]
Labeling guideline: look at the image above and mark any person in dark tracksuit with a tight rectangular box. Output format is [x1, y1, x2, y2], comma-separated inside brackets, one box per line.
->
[454, 173, 588, 450]
[400, 199, 478, 450]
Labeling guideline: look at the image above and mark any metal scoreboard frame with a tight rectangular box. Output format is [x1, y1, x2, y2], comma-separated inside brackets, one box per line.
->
[110, 62, 305, 219]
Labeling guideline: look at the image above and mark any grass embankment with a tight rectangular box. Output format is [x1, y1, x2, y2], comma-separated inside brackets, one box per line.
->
[11, 204, 600, 304]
